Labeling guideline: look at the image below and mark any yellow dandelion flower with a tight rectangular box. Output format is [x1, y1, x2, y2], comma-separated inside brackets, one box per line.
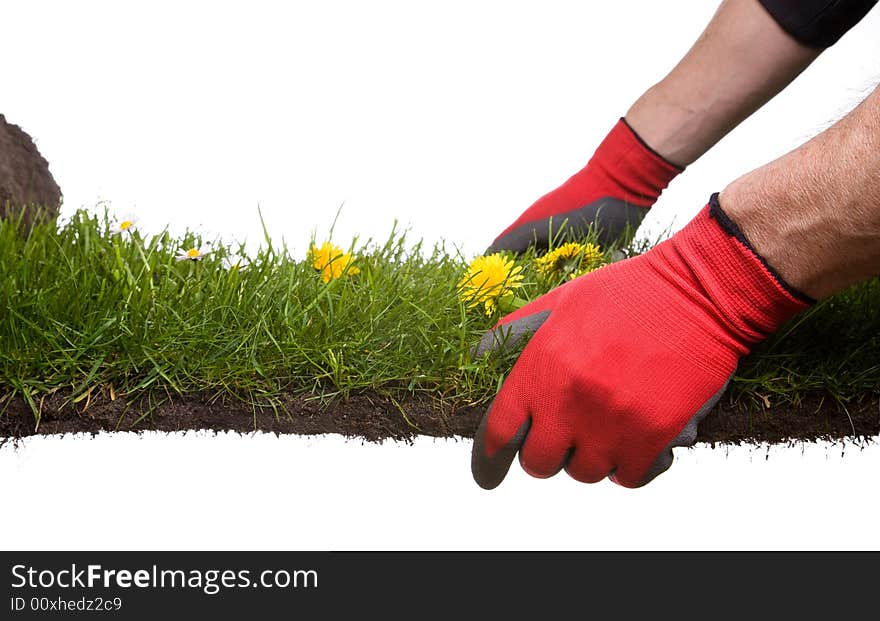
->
[458, 253, 524, 316]
[309, 241, 360, 283]
[535, 242, 604, 279]
[568, 263, 606, 280]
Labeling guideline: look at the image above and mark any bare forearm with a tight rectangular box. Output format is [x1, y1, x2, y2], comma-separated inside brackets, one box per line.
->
[720, 85, 880, 299]
[626, 0, 820, 166]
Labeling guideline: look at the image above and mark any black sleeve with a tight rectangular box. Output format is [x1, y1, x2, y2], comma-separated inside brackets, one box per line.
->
[758, 0, 877, 48]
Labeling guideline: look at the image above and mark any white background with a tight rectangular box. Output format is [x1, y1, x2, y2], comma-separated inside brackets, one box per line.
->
[2, 0, 879, 550]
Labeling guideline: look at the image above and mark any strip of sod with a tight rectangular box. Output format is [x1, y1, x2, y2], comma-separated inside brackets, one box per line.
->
[1, 210, 877, 444]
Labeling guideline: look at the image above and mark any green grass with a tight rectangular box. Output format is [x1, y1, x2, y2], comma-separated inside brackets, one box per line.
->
[735, 279, 879, 405]
[1, 209, 877, 427]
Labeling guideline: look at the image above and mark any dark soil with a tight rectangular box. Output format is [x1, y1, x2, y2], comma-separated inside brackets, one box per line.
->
[0, 113, 62, 225]
[0, 389, 877, 446]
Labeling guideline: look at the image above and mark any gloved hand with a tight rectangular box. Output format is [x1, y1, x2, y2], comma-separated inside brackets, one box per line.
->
[473, 194, 812, 488]
[487, 118, 683, 254]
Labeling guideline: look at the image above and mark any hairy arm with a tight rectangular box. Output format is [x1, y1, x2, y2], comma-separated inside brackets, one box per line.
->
[627, 0, 821, 166]
[721, 84, 880, 299]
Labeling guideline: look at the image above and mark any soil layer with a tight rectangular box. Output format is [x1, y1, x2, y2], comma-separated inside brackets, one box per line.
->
[1, 390, 877, 446]
[0, 113, 62, 224]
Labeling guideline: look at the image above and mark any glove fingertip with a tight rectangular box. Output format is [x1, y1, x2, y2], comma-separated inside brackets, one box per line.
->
[628, 376, 733, 488]
[609, 469, 649, 489]
[474, 310, 552, 358]
[485, 240, 520, 256]
[472, 412, 531, 490]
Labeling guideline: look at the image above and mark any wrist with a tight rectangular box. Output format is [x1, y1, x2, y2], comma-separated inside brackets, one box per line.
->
[719, 90, 880, 300]
[599, 198, 810, 379]
[590, 118, 683, 208]
[658, 196, 811, 350]
[720, 172, 836, 300]
[625, 87, 709, 168]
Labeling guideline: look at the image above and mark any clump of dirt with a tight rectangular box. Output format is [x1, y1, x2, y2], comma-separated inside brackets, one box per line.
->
[0, 389, 876, 447]
[0, 113, 62, 226]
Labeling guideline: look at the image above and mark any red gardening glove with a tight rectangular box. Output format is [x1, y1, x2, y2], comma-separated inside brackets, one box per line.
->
[487, 118, 683, 254]
[473, 194, 813, 488]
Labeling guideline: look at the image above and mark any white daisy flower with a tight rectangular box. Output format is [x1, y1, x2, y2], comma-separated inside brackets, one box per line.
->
[111, 215, 138, 234]
[176, 247, 211, 262]
[222, 256, 249, 271]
